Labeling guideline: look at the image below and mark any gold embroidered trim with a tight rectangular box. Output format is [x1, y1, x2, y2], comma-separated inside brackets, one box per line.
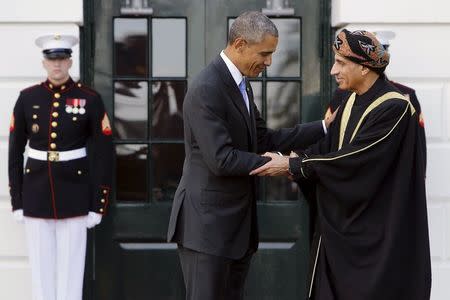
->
[349, 91, 414, 143]
[304, 96, 410, 163]
[338, 93, 356, 150]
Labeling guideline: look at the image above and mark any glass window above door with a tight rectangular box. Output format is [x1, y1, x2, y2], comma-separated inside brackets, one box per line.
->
[151, 80, 186, 140]
[114, 81, 148, 140]
[152, 18, 187, 77]
[114, 18, 148, 77]
[267, 18, 301, 77]
[116, 144, 148, 201]
[113, 16, 187, 203]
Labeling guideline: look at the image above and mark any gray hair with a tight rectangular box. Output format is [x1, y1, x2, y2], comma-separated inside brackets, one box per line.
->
[228, 11, 278, 45]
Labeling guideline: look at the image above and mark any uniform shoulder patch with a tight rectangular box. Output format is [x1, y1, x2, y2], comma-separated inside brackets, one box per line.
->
[419, 112, 425, 128]
[9, 114, 15, 132]
[101, 113, 112, 136]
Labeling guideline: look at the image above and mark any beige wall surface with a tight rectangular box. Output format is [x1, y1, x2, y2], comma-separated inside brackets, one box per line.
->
[332, 1, 450, 299]
[0, 1, 82, 299]
[0, 1, 449, 299]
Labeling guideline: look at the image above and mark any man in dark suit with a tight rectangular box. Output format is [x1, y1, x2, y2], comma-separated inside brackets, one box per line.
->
[167, 11, 334, 300]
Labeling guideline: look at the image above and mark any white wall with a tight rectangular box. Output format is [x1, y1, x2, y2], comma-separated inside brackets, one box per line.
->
[0, 1, 82, 299]
[1, 0, 448, 299]
[332, 1, 450, 299]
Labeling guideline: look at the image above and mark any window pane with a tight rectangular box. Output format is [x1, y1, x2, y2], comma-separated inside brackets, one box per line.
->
[114, 18, 148, 77]
[249, 81, 263, 114]
[151, 81, 186, 140]
[266, 81, 301, 201]
[267, 18, 301, 77]
[266, 81, 300, 129]
[152, 18, 186, 77]
[150, 144, 185, 202]
[116, 144, 148, 201]
[114, 81, 148, 139]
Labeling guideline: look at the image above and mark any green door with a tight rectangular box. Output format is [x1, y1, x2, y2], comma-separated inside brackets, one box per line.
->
[85, 0, 331, 299]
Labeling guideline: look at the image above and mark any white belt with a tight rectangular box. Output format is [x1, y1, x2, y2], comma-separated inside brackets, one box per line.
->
[28, 147, 87, 162]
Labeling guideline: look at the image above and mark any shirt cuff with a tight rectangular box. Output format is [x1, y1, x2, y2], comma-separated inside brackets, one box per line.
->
[322, 120, 327, 134]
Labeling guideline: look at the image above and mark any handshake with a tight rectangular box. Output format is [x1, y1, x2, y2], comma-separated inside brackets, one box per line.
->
[250, 151, 304, 180]
[250, 107, 338, 179]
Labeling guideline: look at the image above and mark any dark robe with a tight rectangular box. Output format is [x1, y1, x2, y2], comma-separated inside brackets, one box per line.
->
[293, 77, 431, 300]
[325, 79, 427, 170]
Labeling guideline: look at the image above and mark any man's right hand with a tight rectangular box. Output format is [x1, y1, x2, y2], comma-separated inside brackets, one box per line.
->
[12, 209, 24, 223]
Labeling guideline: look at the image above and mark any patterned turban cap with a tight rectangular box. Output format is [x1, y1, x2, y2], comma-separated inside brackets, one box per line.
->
[333, 29, 390, 73]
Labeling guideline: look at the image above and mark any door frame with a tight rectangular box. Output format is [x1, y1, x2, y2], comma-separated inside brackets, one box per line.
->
[80, 0, 333, 299]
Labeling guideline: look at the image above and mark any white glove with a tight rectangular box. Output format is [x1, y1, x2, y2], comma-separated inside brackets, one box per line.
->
[86, 212, 102, 229]
[12, 209, 24, 223]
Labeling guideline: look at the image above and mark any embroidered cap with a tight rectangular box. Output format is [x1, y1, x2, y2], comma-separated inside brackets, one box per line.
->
[333, 29, 390, 73]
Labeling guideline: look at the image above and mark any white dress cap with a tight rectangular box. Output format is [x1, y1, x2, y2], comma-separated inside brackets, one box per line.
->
[35, 34, 79, 50]
[35, 34, 79, 58]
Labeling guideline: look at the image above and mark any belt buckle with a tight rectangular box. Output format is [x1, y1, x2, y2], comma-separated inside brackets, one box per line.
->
[47, 151, 59, 162]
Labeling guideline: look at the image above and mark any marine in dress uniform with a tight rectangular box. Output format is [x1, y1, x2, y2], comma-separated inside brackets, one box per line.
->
[8, 34, 113, 300]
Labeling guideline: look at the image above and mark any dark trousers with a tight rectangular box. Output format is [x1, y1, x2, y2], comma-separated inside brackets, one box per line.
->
[177, 245, 253, 300]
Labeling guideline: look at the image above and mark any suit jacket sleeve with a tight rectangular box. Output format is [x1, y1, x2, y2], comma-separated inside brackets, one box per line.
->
[88, 94, 113, 214]
[8, 93, 27, 211]
[254, 100, 325, 154]
[185, 84, 269, 176]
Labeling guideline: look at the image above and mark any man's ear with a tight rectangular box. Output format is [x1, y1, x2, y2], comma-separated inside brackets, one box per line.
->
[361, 65, 370, 76]
[234, 37, 247, 53]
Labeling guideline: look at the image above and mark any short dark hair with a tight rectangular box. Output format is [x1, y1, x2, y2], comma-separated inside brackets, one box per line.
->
[228, 11, 278, 45]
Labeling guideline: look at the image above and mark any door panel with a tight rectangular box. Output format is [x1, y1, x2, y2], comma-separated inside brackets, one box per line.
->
[87, 0, 329, 299]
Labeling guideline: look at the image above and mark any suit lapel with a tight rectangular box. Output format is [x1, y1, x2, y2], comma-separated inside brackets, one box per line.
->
[212, 56, 252, 136]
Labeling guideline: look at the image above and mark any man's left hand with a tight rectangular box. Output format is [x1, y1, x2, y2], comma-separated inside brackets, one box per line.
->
[250, 152, 290, 176]
[324, 107, 339, 128]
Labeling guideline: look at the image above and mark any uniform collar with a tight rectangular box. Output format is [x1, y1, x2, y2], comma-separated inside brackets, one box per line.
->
[44, 77, 75, 92]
